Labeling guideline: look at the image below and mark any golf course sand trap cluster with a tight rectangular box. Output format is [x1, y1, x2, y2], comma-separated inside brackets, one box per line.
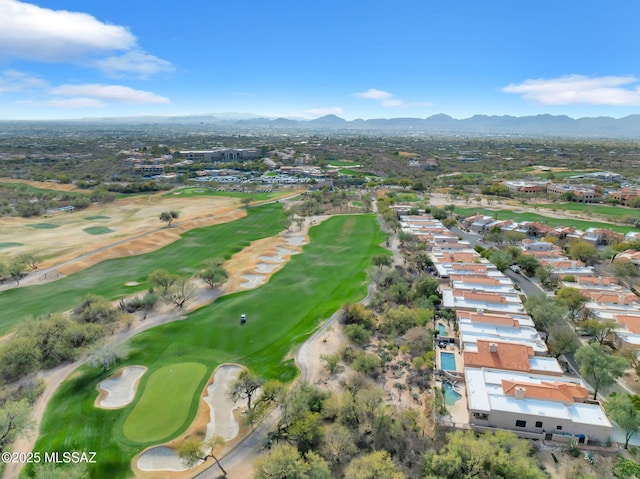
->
[224, 229, 311, 292]
[95, 366, 147, 409]
[239, 243, 300, 290]
[135, 365, 244, 473]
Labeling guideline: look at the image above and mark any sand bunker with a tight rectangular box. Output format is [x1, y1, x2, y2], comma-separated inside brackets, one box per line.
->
[124, 281, 140, 287]
[255, 263, 279, 273]
[240, 274, 267, 289]
[135, 365, 243, 473]
[284, 235, 306, 246]
[203, 364, 243, 442]
[96, 366, 146, 409]
[137, 446, 191, 472]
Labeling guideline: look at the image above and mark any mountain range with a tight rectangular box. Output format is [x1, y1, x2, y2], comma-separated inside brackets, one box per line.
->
[66, 113, 640, 138]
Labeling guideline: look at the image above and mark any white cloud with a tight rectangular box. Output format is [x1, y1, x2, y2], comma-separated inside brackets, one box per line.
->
[381, 99, 404, 108]
[94, 51, 175, 79]
[502, 75, 640, 106]
[0, 70, 47, 93]
[40, 98, 105, 108]
[52, 84, 170, 104]
[354, 88, 393, 100]
[304, 107, 344, 117]
[0, 0, 135, 61]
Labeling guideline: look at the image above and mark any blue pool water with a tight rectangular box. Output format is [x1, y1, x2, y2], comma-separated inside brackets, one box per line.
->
[444, 381, 462, 405]
[440, 352, 456, 371]
[438, 323, 447, 336]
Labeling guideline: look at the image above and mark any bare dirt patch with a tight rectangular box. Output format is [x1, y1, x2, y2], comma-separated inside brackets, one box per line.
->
[0, 190, 243, 274]
[0, 178, 92, 193]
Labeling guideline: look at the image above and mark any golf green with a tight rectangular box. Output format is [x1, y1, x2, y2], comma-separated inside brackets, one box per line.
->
[122, 362, 207, 443]
[84, 226, 115, 235]
[0, 242, 23, 249]
[26, 223, 60, 229]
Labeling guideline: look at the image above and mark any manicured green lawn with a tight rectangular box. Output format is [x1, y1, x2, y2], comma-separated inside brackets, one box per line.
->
[84, 215, 111, 220]
[84, 227, 115, 235]
[123, 363, 207, 443]
[455, 207, 636, 233]
[0, 204, 287, 334]
[0, 242, 23, 249]
[29, 214, 386, 478]
[26, 223, 60, 229]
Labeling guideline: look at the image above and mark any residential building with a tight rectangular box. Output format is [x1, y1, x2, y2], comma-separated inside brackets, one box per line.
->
[466, 368, 612, 444]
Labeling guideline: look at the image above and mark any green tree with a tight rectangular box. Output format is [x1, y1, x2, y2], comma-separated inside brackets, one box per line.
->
[0, 399, 32, 453]
[371, 255, 392, 269]
[254, 444, 330, 479]
[567, 239, 598, 265]
[73, 294, 119, 324]
[612, 457, 640, 479]
[579, 319, 618, 345]
[534, 264, 554, 286]
[344, 324, 371, 345]
[159, 209, 179, 227]
[421, 430, 545, 479]
[147, 269, 179, 294]
[547, 323, 580, 358]
[176, 435, 226, 475]
[515, 254, 540, 276]
[344, 451, 405, 479]
[199, 264, 228, 289]
[605, 394, 640, 449]
[228, 369, 263, 411]
[575, 343, 627, 399]
[488, 250, 512, 272]
[524, 295, 568, 331]
[320, 353, 341, 375]
[555, 287, 587, 322]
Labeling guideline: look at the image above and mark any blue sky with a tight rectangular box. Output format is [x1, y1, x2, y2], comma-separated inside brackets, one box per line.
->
[0, 0, 639, 120]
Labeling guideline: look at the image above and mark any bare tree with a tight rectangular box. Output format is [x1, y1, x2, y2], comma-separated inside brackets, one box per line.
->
[88, 340, 129, 371]
[169, 278, 196, 308]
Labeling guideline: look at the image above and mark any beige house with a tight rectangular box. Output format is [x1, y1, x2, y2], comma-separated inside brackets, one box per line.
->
[465, 368, 612, 444]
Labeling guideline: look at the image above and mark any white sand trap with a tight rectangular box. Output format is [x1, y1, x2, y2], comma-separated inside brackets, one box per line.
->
[255, 262, 279, 273]
[203, 365, 243, 441]
[240, 274, 267, 289]
[284, 235, 307, 246]
[258, 254, 284, 263]
[96, 366, 146, 409]
[124, 281, 140, 286]
[137, 446, 192, 472]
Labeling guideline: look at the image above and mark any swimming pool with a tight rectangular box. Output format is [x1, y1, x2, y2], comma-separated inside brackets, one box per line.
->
[444, 381, 462, 405]
[438, 323, 447, 336]
[440, 351, 456, 371]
